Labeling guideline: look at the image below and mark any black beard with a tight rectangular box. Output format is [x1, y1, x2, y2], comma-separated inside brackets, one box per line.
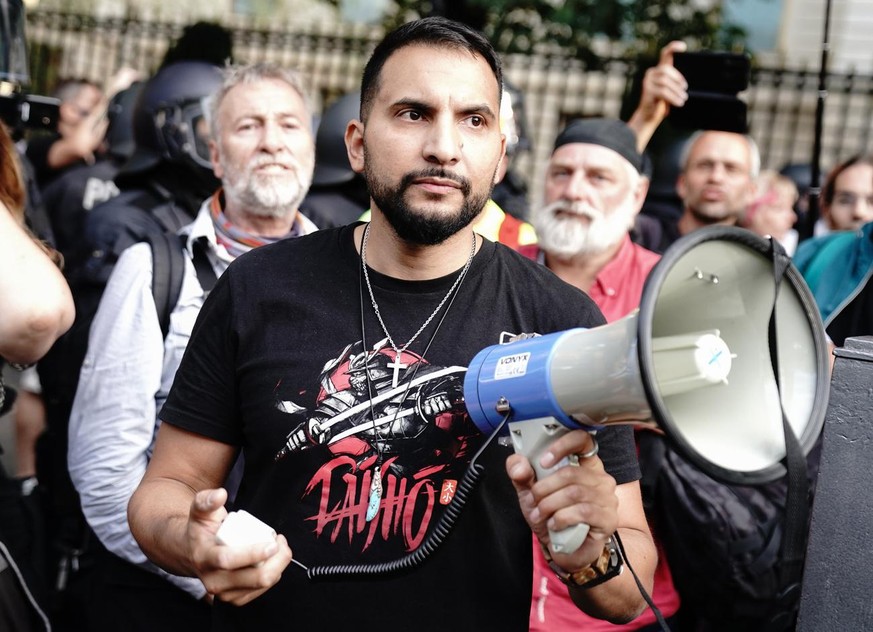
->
[366, 164, 491, 246]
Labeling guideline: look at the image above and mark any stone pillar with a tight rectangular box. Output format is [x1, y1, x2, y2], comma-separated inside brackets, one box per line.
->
[798, 336, 873, 631]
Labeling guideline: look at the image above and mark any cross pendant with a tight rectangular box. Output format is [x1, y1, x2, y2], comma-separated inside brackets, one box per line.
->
[387, 352, 408, 388]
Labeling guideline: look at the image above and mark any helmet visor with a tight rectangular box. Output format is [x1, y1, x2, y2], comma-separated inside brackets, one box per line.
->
[179, 97, 213, 170]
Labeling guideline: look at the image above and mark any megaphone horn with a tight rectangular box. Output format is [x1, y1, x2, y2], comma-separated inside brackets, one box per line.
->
[464, 226, 830, 553]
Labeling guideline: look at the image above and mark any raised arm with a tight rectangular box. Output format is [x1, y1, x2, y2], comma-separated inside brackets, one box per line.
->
[46, 97, 109, 169]
[627, 41, 689, 153]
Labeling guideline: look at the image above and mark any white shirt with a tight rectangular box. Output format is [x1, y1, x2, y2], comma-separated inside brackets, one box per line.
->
[67, 199, 316, 598]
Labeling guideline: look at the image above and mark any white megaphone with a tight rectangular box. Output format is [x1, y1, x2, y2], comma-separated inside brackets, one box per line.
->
[464, 227, 830, 555]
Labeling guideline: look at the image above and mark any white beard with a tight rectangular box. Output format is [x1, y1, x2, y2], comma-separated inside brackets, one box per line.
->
[534, 193, 638, 259]
[221, 154, 314, 219]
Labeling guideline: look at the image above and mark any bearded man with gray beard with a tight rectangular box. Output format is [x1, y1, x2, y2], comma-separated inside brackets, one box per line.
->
[66, 62, 317, 632]
[520, 118, 681, 632]
[520, 119, 659, 320]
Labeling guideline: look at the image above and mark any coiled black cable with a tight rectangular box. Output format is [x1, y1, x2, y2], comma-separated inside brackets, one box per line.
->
[304, 416, 505, 580]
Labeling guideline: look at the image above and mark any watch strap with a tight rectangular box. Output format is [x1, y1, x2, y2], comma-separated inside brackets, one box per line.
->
[542, 534, 622, 589]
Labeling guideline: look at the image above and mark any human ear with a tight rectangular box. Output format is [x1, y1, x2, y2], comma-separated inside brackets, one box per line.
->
[345, 119, 365, 175]
[209, 140, 223, 179]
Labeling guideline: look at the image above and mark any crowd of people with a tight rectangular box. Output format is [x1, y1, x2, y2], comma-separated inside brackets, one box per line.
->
[1, 10, 871, 632]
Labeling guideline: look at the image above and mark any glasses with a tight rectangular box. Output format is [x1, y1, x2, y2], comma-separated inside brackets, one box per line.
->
[832, 191, 873, 208]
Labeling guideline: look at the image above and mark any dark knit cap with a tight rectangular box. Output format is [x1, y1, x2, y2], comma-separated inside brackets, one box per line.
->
[552, 118, 644, 173]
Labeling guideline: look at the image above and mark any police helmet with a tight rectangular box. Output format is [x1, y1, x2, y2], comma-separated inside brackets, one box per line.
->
[312, 91, 360, 187]
[105, 81, 144, 161]
[119, 61, 224, 178]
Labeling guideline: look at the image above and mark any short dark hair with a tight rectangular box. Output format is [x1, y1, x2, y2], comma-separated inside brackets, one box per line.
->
[359, 16, 502, 122]
[822, 154, 873, 207]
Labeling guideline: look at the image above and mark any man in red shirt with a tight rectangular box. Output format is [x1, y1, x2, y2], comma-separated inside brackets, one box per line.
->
[522, 118, 680, 632]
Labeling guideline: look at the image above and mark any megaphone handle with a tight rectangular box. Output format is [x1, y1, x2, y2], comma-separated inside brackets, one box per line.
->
[508, 418, 591, 554]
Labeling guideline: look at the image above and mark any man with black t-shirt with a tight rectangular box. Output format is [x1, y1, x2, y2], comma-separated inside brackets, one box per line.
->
[129, 17, 656, 631]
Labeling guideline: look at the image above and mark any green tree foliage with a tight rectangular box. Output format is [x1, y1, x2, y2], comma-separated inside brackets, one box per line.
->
[374, 0, 747, 65]
[623, 0, 748, 58]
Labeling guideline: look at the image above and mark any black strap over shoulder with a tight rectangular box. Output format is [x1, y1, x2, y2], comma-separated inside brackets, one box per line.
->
[124, 186, 217, 338]
[149, 232, 220, 338]
[766, 236, 810, 628]
[190, 236, 218, 295]
[124, 186, 193, 236]
[636, 235, 816, 631]
[145, 230, 187, 339]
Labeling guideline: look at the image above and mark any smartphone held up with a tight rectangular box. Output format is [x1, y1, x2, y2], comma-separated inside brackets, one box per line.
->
[670, 51, 751, 134]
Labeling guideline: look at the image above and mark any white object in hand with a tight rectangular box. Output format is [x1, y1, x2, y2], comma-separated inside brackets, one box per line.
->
[215, 510, 277, 547]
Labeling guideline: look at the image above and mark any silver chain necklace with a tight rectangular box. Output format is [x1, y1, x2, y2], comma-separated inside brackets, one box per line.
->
[360, 222, 477, 388]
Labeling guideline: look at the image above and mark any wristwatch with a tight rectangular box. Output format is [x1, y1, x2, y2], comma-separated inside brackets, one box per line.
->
[541, 534, 623, 589]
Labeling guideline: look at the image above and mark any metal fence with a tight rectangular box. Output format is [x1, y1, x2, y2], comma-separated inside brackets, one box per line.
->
[23, 10, 873, 206]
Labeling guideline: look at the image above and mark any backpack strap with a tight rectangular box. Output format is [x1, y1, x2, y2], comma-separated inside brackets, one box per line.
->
[149, 232, 220, 340]
[127, 187, 192, 235]
[146, 230, 187, 339]
[189, 236, 218, 295]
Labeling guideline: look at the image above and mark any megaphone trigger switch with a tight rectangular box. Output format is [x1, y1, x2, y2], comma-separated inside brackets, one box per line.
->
[543, 422, 563, 436]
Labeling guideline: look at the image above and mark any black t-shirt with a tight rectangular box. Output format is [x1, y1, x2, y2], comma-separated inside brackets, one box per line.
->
[161, 223, 639, 631]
